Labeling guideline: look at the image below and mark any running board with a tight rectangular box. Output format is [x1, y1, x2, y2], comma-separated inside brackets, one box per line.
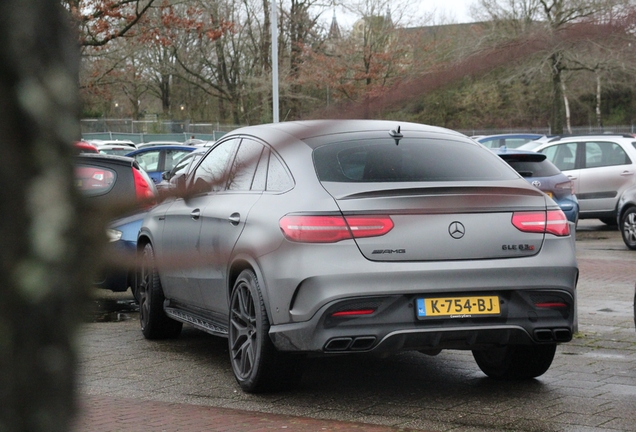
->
[165, 307, 228, 337]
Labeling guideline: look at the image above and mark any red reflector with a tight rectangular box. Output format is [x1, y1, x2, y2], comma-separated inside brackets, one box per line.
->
[331, 309, 376, 317]
[133, 168, 156, 208]
[279, 215, 393, 243]
[511, 210, 569, 236]
[535, 302, 568, 308]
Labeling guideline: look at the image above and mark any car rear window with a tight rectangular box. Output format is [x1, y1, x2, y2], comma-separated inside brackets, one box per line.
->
[313, 138, 517, 182]
[503, 159, 561, 177]
[75, 165, 117, 196]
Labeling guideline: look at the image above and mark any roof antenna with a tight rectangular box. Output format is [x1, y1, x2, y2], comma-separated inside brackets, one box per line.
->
[389, 125, 403, 145]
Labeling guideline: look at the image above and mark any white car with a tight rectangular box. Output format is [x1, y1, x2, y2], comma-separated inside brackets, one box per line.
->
[87, 139, 137, 149]
[531, 134, 636, 224]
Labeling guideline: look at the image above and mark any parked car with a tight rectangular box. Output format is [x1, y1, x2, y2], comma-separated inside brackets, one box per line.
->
[75, 140, 99, 153]
[126, 145, 197, 184]
[88, 139, 137, 150]
[97, 144, 136, 156]
[75, 153, 157, 296]
[136, 120, 578, 393]
[617, 183, 636, 249]
[530, 134, 636, 224]
[476, 134, 546, 149]
[494, 148, 579, 224]
[136, 141, 184, 149]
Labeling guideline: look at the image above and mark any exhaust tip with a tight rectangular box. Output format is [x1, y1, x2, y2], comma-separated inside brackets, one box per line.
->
[350, 336, 376, 350]
[324, 338, 352, 351]
[553, 328, 572, 342]
[534, 329, 554, 341]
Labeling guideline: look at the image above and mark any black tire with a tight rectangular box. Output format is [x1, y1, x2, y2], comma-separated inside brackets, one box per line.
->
[228, 270, 304, 393]
[600, 217, 618, 226]
[137, 243, 182, 339]
[633, 284, 635, 330]
[620, 207, 636, 250]
[472, 344, 556, 380]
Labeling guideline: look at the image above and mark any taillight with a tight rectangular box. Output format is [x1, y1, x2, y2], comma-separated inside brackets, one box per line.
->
[511, 210, 569, 236]
[554, 180, 574, 193]
[279, 215, 394, 243]
[132, 168, 156, 208]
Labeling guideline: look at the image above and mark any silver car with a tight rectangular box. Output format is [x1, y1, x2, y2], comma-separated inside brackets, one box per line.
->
[531, 134, 636, 224]
[136, 120, 578, 393]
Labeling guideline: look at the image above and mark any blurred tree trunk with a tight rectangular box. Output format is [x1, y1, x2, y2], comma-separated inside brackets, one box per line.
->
[0, 1, 95, 431]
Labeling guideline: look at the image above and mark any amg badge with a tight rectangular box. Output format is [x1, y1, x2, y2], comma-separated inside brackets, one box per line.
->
[372, 249, 406, 254]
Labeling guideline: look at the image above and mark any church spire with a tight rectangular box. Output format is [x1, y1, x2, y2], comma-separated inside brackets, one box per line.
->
[328, 2, 341, 40]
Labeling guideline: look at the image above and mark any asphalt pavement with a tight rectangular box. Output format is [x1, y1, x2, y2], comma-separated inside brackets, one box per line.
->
[72, 219, 636, 431]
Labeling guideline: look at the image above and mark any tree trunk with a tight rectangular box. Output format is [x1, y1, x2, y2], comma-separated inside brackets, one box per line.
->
[0, 1, 96, 431]
[160, 73, 171, 116]
[596, 72, 603, 129]
[562, 82, 572, 134]
[550, 52, 564, 135]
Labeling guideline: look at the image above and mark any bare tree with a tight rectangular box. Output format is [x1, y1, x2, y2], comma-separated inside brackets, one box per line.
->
[474, 0, 626, 133]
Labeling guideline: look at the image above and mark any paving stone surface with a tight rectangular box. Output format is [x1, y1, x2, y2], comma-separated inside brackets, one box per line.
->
[73, 221, 636, 431]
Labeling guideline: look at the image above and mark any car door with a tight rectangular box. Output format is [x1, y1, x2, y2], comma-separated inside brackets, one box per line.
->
[158, 139, 239, 307]
[196, 138, 267, 315]
[132, 149, 164, 183]
[577, 141, 634, 213]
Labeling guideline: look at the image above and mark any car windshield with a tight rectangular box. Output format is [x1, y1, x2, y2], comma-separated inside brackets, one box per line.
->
[313, 138, 517, 182]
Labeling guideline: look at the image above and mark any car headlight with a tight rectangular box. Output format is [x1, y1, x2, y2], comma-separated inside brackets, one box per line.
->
[106, 228, 123, 242]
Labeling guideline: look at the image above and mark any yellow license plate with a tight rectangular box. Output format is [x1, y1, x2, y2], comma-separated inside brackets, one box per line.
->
[416, 296, 500, 319]
[545, 192, 553, 198]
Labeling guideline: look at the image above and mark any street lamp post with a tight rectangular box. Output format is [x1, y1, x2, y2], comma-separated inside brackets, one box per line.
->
[271, 1, 279, 123]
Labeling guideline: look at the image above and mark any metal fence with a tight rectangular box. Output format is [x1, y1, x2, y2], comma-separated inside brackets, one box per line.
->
[81, 119, 636, 142]
[80, 119, 241, 143]
[457, 125, 636, 137]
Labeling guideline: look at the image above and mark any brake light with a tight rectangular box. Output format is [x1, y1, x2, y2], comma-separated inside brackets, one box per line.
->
[511, 210, 569, 236]
[279, 215, 394, 243]
[132, 168, 156, 208]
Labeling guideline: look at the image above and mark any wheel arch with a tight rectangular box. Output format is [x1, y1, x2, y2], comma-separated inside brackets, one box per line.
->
[228, 256, 272, 320]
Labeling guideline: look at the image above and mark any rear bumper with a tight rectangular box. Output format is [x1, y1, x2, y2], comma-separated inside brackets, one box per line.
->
[269, 288, 575, 354]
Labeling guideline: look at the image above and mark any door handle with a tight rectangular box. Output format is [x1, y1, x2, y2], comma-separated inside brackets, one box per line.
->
[190, 209, 200, 220]
[567, 175, 577, 180]
[228, 213, 240, 226]
[620, 171, 634, 176]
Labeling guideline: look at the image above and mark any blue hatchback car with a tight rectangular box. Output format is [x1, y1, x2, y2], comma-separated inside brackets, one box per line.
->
[126, 145, 198, 184]
[495, 148, 579, 224]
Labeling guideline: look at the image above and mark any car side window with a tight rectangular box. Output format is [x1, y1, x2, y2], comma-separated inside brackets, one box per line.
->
[165, 150, 192, 172]
[190, 139, 239, 194]
[227, 139, 265, 191]
[134, 150, 160, 172]
[266, 153, 293, 191]
[540, 143, 577, 171]
[584, 141, 630, 168]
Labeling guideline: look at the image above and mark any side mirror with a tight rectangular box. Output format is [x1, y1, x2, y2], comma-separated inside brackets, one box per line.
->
[161, 170, 171, 181]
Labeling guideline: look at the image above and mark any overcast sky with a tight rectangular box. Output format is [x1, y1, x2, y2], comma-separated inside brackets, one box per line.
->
[328, 0, 478, 28]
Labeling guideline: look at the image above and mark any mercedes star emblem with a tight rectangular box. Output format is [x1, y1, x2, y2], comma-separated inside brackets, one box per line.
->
[448, 221, 465, 239]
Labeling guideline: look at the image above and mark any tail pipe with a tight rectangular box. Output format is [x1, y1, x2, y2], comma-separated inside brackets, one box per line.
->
[534, 328, 572, 342]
